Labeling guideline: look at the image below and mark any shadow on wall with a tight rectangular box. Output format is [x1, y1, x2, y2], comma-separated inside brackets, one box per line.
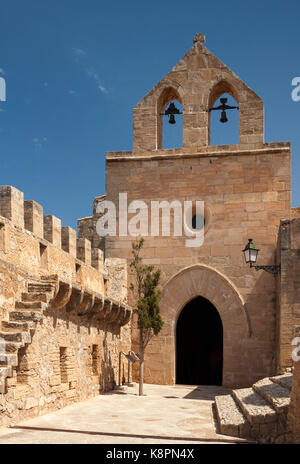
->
[43, 306, 120, 393]
[99, 332, 116, 392]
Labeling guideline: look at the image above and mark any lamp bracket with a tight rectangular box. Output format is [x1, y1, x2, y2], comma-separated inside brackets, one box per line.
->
[250, 263, 281, 275]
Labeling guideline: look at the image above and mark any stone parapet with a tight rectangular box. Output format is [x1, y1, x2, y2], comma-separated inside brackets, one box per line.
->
[0, 186, 104, 283]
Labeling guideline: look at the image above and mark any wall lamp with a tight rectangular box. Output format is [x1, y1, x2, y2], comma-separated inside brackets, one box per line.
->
[242, 238, 281, 275]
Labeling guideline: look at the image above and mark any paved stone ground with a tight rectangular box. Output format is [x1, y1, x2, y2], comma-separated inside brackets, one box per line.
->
[0, 384, 252, 444]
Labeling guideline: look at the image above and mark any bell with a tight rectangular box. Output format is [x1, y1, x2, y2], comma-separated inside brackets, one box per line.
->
[220, 110, 228, 123]
[169, 114, 176, 124]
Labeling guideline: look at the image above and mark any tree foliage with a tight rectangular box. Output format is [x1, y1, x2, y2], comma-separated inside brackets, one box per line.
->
[130, 237, 164, 351]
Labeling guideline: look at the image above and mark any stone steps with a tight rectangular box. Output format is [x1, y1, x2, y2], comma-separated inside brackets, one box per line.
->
[0, 330, 31, 344]
[232, 387, 277, 425]
[9, 310, 43, 322]
[0, 280, 51, 394]
[0, 353, 18, 367]
[253, 377, 290, 415]
[21, 292, 50, 303]
[15, 301, 47, 311]
[215, 394, 250, 438]
[27, 283, 55, 294]
[214, 373, 293, 443]
[2, 320, 35, 331]
[2, 341, 23, 353]
[0, 366, 13, 394]
[0, 366, 12, 379]
[270, 373, 293, 391]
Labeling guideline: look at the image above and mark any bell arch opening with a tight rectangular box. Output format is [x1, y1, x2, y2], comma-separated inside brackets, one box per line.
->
[157, 87, 183, 150]
[176, 295, 223, 386]
[208, 80, 239, 146]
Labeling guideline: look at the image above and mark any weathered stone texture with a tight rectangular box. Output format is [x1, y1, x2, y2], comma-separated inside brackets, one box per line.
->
[133, 42, 264, 151]
[0, 186, 24, 229]
[287, 361, 300, 443]
[61, 226, 77, 257]
[0, 187, 131, 427]
[98, 42, 294, 388]
[104, 258, 127, 302]
[0, 302, 131, 426]
[44, 215, 62, 248]
[104, 145, 291, 387]
[76, 238, 92, 266]
[1, 39, 299, 440]
[24, 200, 43, 237]
[277, 218, 300, 371]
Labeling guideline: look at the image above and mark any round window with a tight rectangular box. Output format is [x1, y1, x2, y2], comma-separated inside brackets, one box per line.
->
[192, 214, 205, 230]
[184, 204, 211, 235]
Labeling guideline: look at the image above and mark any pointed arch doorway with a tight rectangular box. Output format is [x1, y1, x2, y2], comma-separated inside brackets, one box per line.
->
[176, 296, 223, 386]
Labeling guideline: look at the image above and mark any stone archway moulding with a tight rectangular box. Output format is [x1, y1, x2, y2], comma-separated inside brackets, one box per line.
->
[161, 263, 251, 337]
[147, 264, 252, 387]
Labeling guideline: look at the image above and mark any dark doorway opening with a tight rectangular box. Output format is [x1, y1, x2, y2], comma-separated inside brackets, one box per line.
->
[176, 296, 223, 386]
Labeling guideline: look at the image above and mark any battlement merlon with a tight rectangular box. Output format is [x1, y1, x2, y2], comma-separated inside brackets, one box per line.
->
[0, 185, 103, 273]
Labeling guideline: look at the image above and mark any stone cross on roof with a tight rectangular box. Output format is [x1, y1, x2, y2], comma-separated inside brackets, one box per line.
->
[193, 33, 206, 44]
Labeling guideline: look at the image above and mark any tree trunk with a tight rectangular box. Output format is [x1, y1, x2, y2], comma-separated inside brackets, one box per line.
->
[139, 330, 144, 396]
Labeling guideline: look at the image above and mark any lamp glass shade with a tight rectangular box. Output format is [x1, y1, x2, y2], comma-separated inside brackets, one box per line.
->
[242, 239, 259, 264]
[249, 247, 258, 263]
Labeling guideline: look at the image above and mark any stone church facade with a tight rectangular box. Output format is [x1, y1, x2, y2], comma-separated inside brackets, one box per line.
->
[0, 39, 300, 440]
[89, 40, 298, 389]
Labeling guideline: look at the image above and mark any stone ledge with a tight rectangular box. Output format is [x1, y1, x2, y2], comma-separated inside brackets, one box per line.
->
[106, 142, 291, 162]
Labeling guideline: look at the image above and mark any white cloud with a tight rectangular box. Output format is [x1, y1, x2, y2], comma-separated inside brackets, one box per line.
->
[72, 47, 107, 94]
[86, 68, 107, 94]
[72, 47, 87, 60]
[0, 68, 5, 75]
[33, 137, 47, 150]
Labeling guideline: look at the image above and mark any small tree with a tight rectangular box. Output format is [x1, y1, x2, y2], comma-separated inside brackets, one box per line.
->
[130, 237, 164, 396]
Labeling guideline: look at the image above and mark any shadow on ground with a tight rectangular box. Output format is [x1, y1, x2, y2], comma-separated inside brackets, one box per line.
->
[9, 425, 248, 444]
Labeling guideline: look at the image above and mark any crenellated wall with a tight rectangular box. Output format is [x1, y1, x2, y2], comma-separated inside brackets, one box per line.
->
[0, 185, 104, 291]
[0, 186, 132, 427]
[77, 195, 106, 253]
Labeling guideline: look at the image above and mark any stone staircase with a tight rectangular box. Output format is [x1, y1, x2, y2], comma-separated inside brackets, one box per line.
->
[0, 275, 132, 395]
[0, 279, 56, 394]
[215, 373, 293, 443]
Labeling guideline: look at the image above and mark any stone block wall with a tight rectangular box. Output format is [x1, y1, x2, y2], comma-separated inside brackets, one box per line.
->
[277, 217, 300, 371]
[0, 186, 132, 427]
[77, 195, 107, 253]
[0, 293, 131, 427]
[99, 39, 293, 389]
[287, 360, 300, 443]
[0, 185, 106, 300]
[133, 42, 264, 152]
[291, 207, 300, 218]
[104, 142, 291, 388]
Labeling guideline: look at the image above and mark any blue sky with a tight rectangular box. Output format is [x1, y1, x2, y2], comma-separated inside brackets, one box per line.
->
[0, 0, 299, 229]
